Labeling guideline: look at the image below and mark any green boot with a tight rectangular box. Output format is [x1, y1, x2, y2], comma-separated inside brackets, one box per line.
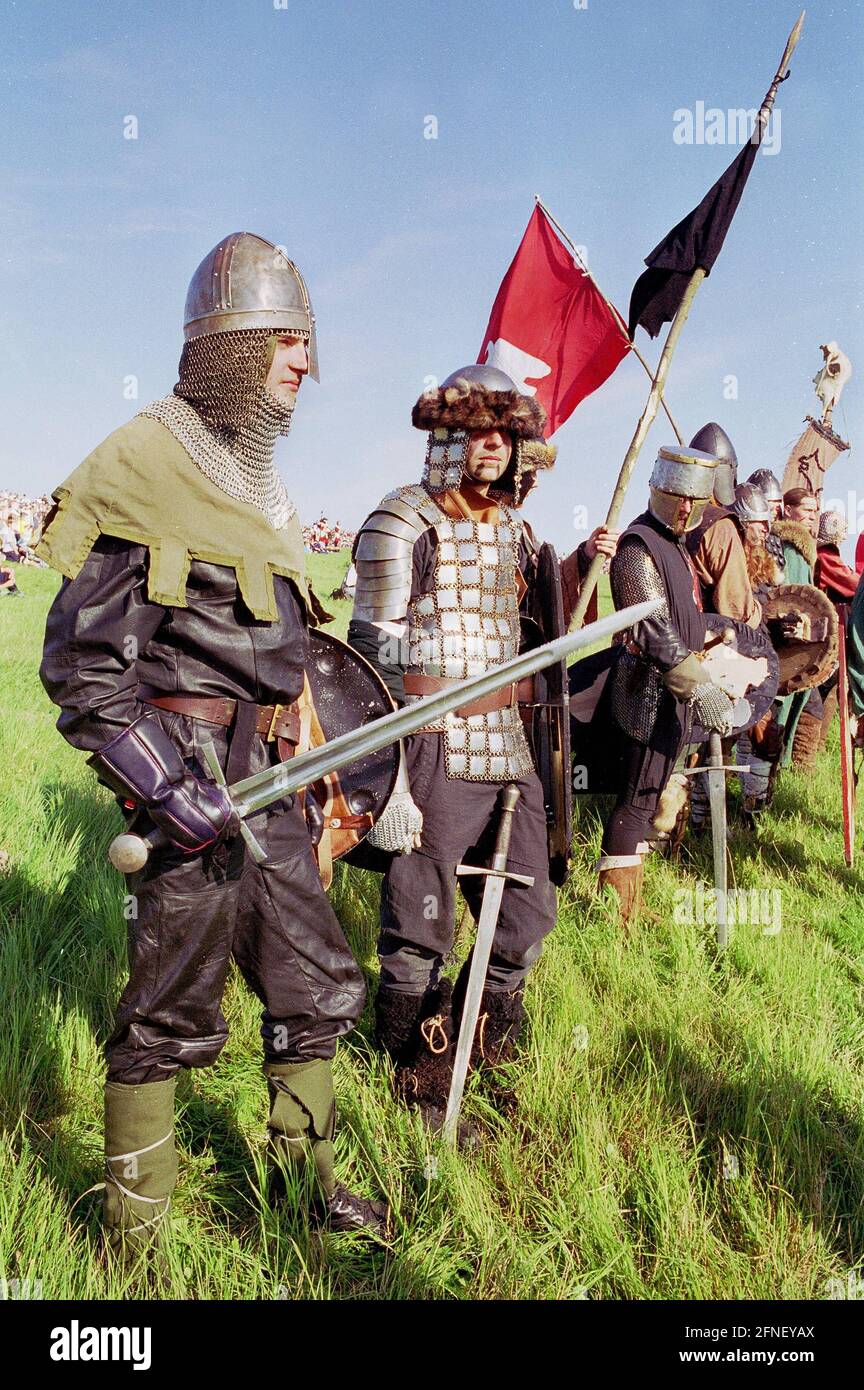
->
[103, 1077, 178, 1263]
[264, 1058, 389, 1237]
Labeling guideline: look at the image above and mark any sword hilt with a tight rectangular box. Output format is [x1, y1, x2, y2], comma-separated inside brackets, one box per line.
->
[106, 739, 266, 872]
[490, 784, 521, 873]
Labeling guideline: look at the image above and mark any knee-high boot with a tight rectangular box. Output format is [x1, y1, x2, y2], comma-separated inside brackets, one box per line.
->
[103, 1076, 178, 1262]
[265, 1058, 389, 1236]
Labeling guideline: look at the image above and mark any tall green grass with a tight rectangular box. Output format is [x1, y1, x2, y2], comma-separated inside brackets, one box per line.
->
[0, 559, 861, 1300]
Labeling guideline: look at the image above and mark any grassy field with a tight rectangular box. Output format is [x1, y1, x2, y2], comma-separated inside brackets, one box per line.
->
[1, 555, 862, 1301]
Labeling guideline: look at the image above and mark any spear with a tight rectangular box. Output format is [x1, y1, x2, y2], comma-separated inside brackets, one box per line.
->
[569, 11, 805, 632]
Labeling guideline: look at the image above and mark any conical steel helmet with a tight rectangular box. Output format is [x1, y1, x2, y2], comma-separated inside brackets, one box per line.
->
[688, 421, 737, 504]
[183, 232, 319, 380]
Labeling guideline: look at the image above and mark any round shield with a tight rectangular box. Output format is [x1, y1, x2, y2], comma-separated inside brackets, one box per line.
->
[761, 583, 839, 695]
[689, 614, 780, 744]
[304, 630, 399, 868]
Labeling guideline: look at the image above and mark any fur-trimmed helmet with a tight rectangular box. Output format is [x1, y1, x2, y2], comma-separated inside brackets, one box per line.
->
[413, 364, 546, 505]
[818, 509, 848, 546]
[689, 422, 737, 505]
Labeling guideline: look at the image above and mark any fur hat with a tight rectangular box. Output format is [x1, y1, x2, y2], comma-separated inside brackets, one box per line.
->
[412, 367, 545, 439]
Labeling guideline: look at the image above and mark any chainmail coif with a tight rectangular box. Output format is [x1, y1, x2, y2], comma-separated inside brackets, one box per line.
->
[140, 327, 307, 531]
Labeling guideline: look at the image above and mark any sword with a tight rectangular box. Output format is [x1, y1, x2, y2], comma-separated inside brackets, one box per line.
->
[107, 597, 662, 872]
[443, 784, 532, 1146]
[706, 731, 730, 948]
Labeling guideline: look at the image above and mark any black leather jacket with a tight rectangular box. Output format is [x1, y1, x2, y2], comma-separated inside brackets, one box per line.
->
[40, 536, 310, 773]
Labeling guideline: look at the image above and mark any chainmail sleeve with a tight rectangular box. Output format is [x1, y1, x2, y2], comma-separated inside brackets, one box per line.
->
[610, 536, 692, 671]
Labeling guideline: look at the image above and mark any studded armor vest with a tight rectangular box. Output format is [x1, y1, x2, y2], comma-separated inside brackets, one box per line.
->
[353, 483, 534, 782]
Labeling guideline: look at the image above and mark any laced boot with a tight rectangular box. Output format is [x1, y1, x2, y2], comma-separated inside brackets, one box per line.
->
[103, 1077, 178, 1266]
[265, 1058, 390, 1239]
[452, 964, 527, 1113]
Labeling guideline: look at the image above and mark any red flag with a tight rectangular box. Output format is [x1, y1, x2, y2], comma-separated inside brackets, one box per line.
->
[478, 205, 629, 438]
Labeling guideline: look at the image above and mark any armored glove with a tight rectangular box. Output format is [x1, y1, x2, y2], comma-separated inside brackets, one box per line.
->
[366, 790, 424, 854]
[89, 717, 237, 853]
[366, 746, 423, 854]
[691, 682, 737, 736]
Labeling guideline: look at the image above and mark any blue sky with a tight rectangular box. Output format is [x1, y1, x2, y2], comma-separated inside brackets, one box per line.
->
[2, 0, 862, 558]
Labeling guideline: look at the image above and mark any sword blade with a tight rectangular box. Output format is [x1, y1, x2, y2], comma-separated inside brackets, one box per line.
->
[229, 598, 662, 817]
[442, 876, 506, 1145]
[707, 731, 729, 947]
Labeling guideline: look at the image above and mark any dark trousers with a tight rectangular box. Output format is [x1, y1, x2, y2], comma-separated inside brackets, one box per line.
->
[378, 733, 557, 995]
[107, 801, 365, 1084]
[601, 731, 679, 855]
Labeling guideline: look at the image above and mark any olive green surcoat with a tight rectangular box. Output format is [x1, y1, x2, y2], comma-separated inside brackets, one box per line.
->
[36, 414, 311, 623]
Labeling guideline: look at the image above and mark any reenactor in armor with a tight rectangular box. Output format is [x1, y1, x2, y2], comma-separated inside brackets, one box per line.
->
[686, 423, 762, 627]
[37, 233, 389, 1258]
[596, 444, 738, 921]
[683, 425, 762, 833]
[348, 364, 614, 1128]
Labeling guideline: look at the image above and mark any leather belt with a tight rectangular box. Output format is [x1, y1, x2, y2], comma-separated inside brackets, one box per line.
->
[140, 690, 302, 747]
[402, 672, 536, 719]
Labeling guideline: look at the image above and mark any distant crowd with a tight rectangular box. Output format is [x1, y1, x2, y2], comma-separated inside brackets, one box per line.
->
[2, 492, 355, 596]
[2, 491, 51, 592]
[303, 515, 355, 553]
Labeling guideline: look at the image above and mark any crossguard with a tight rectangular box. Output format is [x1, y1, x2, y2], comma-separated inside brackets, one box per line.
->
[107, 739, 266, 873]
[455, 865, 535, 888]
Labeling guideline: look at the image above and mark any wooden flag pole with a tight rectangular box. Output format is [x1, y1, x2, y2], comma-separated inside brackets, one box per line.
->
[535, 195, 684, 444]
[568, 10, 805, 632]
[569, 267, 705, 630]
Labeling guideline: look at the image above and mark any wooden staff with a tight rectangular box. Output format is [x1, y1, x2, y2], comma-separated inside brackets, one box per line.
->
[568, 10, 805, 632]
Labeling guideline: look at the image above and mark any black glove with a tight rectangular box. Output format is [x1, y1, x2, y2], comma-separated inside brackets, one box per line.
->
[89, 717, 237, 852]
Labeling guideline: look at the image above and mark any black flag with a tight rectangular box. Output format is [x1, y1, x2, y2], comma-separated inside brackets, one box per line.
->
[628, 136, 760, 340]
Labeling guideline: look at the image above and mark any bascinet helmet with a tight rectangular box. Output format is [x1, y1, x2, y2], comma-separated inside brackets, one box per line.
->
[175, 232, 318, 434]
[648, 445, 719, 535]
[746, 469, 783, 505]
[732, 483, 771, 525]
[689, 422, 737, 505]
[412, 364, 546, 505]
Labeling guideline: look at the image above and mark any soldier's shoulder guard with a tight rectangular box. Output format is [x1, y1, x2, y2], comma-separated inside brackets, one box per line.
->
[352, 485, 440, 622]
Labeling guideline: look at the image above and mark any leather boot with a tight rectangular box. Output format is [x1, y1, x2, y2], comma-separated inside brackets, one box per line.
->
[452, 963, 527, 1070]
[819, 686, 838, 750]
[791, 711, 822, 771]
[739, 794, 766, 831]
[376, 981, 477, 1144]
[597, 856, 643, 927]
[103, 1077, 178, 1264]
[373, 983, 427, 1069]
[265, 1058, 390, 1238]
